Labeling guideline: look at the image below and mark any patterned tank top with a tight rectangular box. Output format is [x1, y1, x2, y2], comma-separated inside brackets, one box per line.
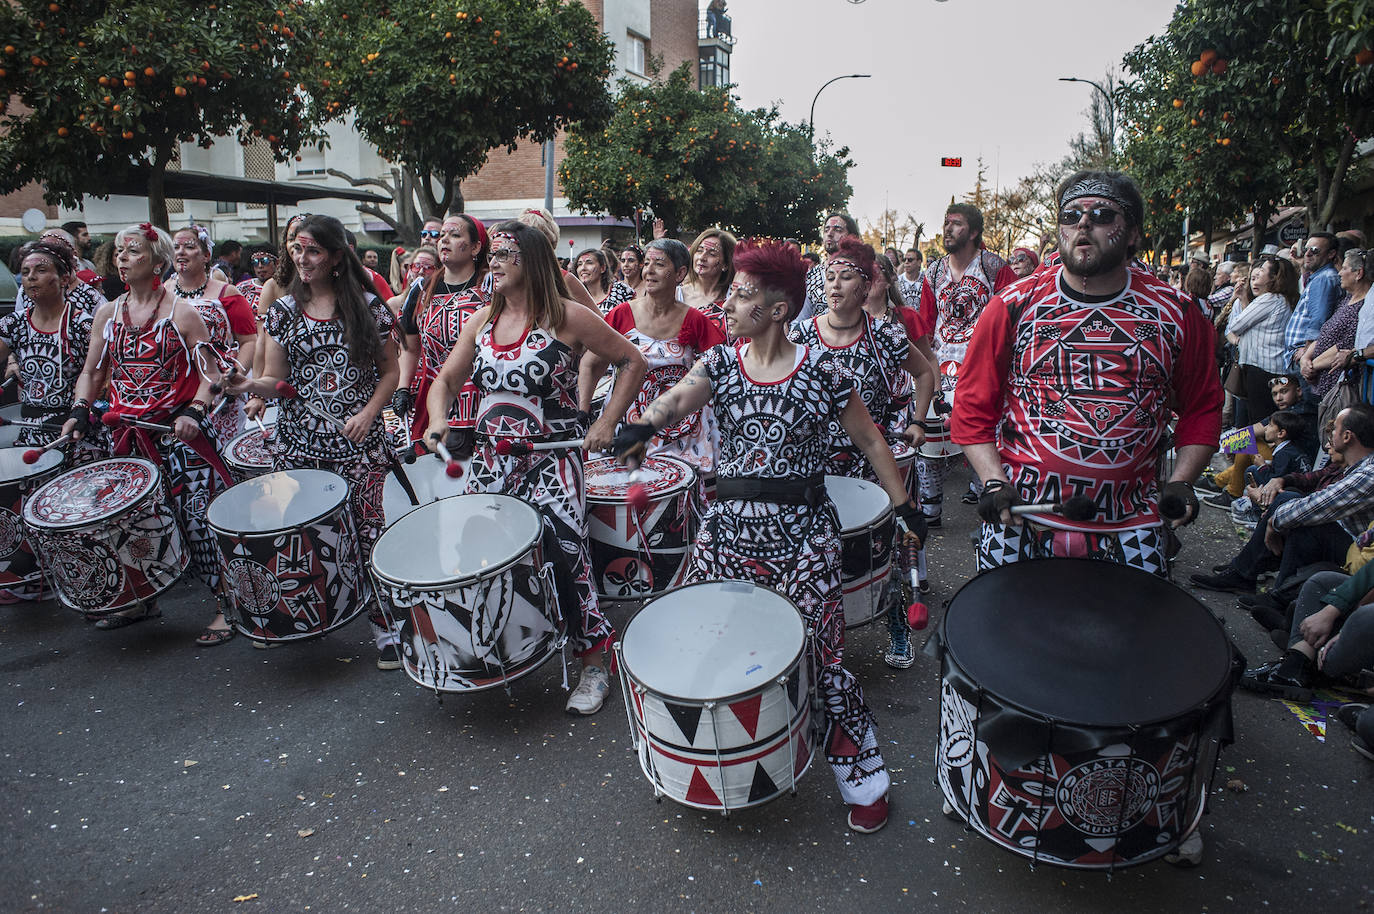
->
[102, 294, 200, 422]
[471, 318, 580, 441]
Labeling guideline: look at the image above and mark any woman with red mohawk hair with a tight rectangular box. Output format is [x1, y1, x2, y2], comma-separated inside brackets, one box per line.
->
[612, 240, 925, 834]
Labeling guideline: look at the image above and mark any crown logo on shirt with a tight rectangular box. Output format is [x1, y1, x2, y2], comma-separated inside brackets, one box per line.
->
[1080, 321, 1116, 342]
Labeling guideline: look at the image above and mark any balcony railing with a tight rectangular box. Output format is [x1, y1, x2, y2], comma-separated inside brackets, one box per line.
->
[699, 9, 736, 46]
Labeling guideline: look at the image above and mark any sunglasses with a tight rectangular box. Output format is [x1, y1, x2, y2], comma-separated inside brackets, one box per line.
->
[250, 255, 277, 266]
[420, 229, 441, 240]
[1058, 205, 1123, 226]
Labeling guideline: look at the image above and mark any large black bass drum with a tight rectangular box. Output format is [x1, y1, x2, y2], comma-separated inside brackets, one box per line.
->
[936, 558, 1241, 870]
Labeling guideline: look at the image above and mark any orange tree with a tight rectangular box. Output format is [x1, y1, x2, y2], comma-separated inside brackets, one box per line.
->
[0, 0, 324, 226]
[308, 0, 613, 240]
[558, 63, 851, 238]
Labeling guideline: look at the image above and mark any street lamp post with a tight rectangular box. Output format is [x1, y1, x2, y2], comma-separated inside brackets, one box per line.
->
[809, 74, 872, 134]
[1058, 76, 1116, 147]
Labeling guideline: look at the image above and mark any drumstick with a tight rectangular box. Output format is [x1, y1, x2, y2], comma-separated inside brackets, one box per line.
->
[898, 533, 929, 630]
[101, 412, 174, 434]
[209, 365, 237, 397]
[494, 437, 586, 456]
[1008, 495, 1096, 521]
[1, 375, 14, 391]
[274, 381, 351, 434]
[0, 415, 64, 430]
[426, 433, 464, 478]
[21, 434, 71, 464]
[252, 415, 268, 435]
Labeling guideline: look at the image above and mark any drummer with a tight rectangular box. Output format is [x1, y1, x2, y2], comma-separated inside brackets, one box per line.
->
[952, 169, 1221, 575]
[788, 238, 935, 669]
[393, 213, 489, 452]
[578, 238, 724, 488]
[224, 215, 404, 670]
[62, 223, 232, 637]
[1, 240, 106, 462]
[423, 221, 647, 715]
[612, 240, 925, 834]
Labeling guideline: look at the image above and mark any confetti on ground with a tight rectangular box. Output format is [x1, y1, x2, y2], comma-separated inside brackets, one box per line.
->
[233, 894, 258, 902]
[1336, 822, 1358, 834]
[297, 828, 315, 838]
[183, 760, 198, 768]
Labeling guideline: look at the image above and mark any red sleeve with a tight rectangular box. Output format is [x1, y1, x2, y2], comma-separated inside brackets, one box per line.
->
[992, 264, 1018, 294]
[915, 277, 936, 340]
[369, 269, 394, 302]
[950, 293, 1014, 445]
[1171, 297, 1225, 449]
[218, 290, 258, 336]
[606, 302, 636, 334]
[681, 307, 726, 350]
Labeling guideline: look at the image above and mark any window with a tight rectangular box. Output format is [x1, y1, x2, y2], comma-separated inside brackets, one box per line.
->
[295, 144, 326, 178]
[627, 33, 646, 76]
[216, 200, 238, 214]
[699, 46, 730, 88]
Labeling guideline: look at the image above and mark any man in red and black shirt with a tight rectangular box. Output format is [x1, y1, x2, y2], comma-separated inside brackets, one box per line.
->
[951, 170, 1222, 576]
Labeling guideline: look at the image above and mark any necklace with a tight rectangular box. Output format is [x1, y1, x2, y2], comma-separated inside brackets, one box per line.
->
[174, 277, 208, 298]
[826, 314, 863, 331]
[124, 286, 168, 332]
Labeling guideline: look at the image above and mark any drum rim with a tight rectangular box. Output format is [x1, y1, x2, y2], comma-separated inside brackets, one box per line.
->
[584, 454, 697, 504]
[617, 579, 807, 704]
[205, 468, 350, 536]
[224, 425, 274, 469]
[941, 557, 1237, 728]
[22, 456, 161, 530]
[370, 493, 543, 589]
[0, 444, 65, 480]
[824, 474, 895, 534]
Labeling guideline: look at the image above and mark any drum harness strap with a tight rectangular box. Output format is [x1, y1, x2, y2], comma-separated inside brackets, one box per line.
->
[715, 474, 827, 508]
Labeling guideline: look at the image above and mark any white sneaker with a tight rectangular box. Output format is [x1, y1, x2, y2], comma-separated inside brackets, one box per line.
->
[565, 665, 610, 715]
[1164, 829, 1204, 867]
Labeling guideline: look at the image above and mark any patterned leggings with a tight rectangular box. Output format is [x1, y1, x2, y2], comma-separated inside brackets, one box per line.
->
[161, 435, 225, 593]
[976, 521, 1169, 577]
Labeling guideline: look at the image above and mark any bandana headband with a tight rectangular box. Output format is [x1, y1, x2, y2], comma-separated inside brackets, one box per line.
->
[1060, 178, 1131, 218]
[827, 256, 870, 281]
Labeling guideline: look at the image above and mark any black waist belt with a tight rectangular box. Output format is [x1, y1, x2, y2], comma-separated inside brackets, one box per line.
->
[715, 474, 827, 507]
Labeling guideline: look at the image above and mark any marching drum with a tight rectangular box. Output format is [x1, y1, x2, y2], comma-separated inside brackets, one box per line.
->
[586, 455, 699, 602]
[371, 494, 563, 692]
[616, 581, 814, 812]
[0, 446, 65, 601]
[223, 424, 274, 481]
[937, 559, 1239, 870]
[381, 454, 467, 524]
[920, 402, 962, 459]
[827, 475, 895, 628]
[24, 457, 188, 614]
[207, 469, 369, 643]
[891, 439, 916, 498]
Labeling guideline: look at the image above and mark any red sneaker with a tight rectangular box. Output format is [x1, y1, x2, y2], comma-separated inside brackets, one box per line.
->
[847, 794, 889, 834]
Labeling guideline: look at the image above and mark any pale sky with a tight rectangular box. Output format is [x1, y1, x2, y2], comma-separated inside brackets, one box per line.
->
[725, 0, 1178, 240]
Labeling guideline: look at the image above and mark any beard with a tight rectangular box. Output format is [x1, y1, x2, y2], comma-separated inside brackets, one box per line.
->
[1059, 232, 1130, 278]
[943, 231, 969, 254]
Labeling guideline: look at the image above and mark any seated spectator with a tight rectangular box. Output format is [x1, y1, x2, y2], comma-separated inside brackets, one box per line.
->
[1203, 376, 1314, 507]
[1245, 409, 1312, 488]
[1192, 404, 1374, 594]
[1240, 558, 1374, 705]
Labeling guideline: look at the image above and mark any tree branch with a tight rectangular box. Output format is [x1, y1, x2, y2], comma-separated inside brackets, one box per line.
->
[326, 167, 397, 197]
[357, 205, 401, 234]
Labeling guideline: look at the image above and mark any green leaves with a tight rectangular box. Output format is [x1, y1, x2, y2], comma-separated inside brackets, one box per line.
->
[559, 64, 851, 238]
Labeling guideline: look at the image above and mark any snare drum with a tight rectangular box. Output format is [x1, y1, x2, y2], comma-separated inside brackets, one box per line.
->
[616, 581, 814, 812]
[24, 457, 188, 614]
[371, 494, 563, 692]
[919, 402, 961, 459]
[223, 424, 274, 481]
[937, 559, 1239, 870]
[0, 446, 65, 601]
[827, 475, 895, 628]
[382, 454, 467, 524]
[586, 455, 699, 602]
[207, 469, 368, 643]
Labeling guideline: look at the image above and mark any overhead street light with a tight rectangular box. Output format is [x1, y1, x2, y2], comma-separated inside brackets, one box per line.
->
[809, 74, 872, 134]
[1059, 76, 1116, 144]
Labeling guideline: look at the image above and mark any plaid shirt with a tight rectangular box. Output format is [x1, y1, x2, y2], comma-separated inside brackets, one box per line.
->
[1204, 281, 1232, 320]
[1284, 264, 1341, 360]
[1271, 451, 1374, 538]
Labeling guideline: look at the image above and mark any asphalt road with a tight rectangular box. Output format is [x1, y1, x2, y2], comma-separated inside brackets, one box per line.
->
[2, 463, 1372, 913]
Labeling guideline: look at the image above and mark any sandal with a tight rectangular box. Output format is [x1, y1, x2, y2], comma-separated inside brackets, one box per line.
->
[195, 626, 236, 646]
[93, 607, 162, 631]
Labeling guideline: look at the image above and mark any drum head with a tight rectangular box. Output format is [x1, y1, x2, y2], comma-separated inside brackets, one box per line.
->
[24, 457, 160, 528]
[586, 455, 695, 503]
[206, 469, 349, 534]
[372, 494, 542, 587]
[944, 559, 1233, 727]
[226, 426, 273, 470]
[825, 475, 891, 533]
[621, 581, 805, 702]
[0, 404, 23, 448]
[382, 455, 467, 523]
[0, 445, 63, 481]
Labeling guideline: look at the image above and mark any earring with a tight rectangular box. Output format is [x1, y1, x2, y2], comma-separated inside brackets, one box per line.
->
[331, 267, 340, 278]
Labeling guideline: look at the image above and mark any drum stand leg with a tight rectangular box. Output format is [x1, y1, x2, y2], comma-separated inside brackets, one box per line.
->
[780, 674, 800, 799]
[540, 562, 571, 693]
[1030, 716, 1055, 873]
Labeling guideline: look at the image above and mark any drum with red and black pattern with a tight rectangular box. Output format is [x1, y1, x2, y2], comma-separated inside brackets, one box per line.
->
[938, 559, 1239, 869]
[0, 446, 65, 602]
[891, 438, 916, 499]
[24, 457, 188, 614]
[585, 455, 699, 603]
[223, 423, 274, 482]
[206, 469, 369, 643]
[615, 581, 815, 812]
